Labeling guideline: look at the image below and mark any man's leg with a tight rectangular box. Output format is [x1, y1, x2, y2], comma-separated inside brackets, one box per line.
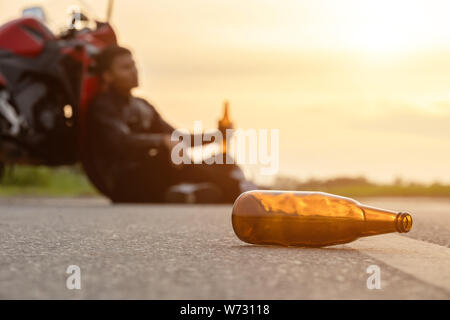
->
[112, 152, 257, 203]
[169, 155, 256, 203]
[111, 152, 173, 203]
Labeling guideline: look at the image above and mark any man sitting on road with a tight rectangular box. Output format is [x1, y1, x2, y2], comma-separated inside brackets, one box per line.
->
[86, 45, 256, 203]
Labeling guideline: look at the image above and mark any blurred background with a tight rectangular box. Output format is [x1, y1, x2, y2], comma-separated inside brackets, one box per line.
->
[1, 0, 449, 196]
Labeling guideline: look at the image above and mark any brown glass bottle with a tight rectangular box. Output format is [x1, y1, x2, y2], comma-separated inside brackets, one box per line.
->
[232, 190, 413, 247]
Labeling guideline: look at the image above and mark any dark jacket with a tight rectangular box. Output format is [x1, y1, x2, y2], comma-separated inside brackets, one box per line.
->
[87, 89, 175, 191]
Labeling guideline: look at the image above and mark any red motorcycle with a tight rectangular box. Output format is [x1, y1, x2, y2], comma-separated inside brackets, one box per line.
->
[0, 4, 116, 192]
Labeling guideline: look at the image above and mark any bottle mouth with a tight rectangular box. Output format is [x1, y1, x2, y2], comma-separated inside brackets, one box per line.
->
[395, 212, 413, 233]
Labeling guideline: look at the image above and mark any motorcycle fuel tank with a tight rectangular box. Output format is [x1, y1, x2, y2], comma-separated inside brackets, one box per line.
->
[0, 17, 54, 57]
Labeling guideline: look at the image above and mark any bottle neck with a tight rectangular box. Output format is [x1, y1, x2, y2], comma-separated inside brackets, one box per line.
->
[358, 204, 412, 237]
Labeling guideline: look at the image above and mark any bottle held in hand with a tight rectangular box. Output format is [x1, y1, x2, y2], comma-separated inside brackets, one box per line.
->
[218, 100, 233, 153]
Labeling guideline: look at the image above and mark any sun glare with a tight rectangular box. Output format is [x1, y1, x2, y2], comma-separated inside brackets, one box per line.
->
[343, 1, 431, 53]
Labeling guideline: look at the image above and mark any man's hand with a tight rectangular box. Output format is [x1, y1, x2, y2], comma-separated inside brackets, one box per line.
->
[162, 134, 184, 169]
[162, 134, 179, 151]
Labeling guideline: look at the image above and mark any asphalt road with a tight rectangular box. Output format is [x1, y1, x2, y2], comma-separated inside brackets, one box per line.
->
[0, 196, 449, 299]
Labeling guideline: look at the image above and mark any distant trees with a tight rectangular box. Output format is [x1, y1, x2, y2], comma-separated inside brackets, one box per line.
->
[271, 175, 371, 190]
[269, 175, 450, 197]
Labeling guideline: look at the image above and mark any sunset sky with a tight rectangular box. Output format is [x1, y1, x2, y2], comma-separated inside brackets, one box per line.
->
[1, 0, 450, 184]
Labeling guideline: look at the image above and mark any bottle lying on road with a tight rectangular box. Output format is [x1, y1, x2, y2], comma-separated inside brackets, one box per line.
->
[231, 190, 413, 247]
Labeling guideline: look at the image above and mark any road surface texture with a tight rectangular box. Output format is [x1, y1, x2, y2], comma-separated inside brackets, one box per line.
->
[0, 196, 449, 299]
